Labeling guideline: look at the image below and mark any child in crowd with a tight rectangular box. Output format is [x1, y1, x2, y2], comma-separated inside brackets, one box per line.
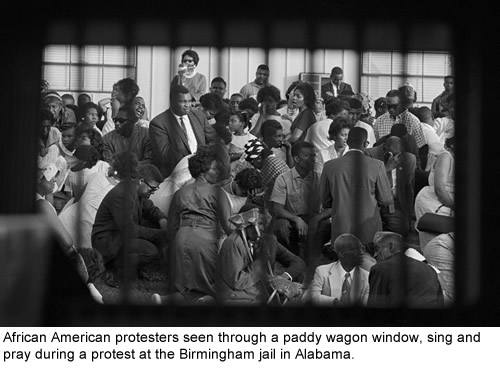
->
[79, 102, 103, 135]
[228, 111, 257, 150]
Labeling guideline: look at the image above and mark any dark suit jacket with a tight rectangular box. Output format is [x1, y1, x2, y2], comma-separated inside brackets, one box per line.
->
[149, 108, 216, 178]
[368, 252, 444, 308]
[366, 146, 416, 218]
[321, 81, 354, 103]
[216, 233, 305, 304]
[320, 150, 393, 244]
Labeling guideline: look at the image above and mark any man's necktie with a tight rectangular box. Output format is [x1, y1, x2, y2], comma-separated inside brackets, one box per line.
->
[340, 273, 351, 304]
[179, 116, 187, 138]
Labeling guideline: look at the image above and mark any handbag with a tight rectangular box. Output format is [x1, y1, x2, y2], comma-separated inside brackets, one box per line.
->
[416, 206, 454, 234]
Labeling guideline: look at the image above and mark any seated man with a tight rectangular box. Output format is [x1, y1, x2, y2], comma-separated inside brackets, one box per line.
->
[102, 105, 153, 165]
[270, 141, 330, 260]
[216, 204, 306, 305]
[367, 136, 416, 238]
[368, 231, 444, 308]
[91, 164, 167, 287]
[305, 234, 370, 306]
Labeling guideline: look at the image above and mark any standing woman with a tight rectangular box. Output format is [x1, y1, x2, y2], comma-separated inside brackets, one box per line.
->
[167, 145, 232, 303]
[288, 81, 317, 143]
[171, 49, 207, 103]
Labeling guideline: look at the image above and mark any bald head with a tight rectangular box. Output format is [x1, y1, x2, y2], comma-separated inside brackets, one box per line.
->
[333, 234, 363, 271]
[384, 136, 402, 155]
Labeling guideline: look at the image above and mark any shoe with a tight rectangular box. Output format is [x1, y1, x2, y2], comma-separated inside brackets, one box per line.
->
[105, 273, 120, 288]
[151, 293, 162, 305]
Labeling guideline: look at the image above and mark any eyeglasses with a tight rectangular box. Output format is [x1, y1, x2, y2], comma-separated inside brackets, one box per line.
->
[142, 179, 160, 192]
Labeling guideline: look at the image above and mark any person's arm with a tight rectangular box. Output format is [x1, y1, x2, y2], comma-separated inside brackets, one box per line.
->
[274, 242, 306, 281]
[249, 112, 263, 137]
[307, 267, 337, 305]
[219, 235, 265, 290]
[375, 161, 394, 207]
[101, 135, 114, 163]
[319, 162, 333, 209]
[140, 129, 154, 165]
[280, 140, 294, 168]
[433, 152, 454, 210]
[37, 199, 74, 255]
[288, 109, 314, 144]
[149, 116, 171, 169]
[217, 187, 233, 236]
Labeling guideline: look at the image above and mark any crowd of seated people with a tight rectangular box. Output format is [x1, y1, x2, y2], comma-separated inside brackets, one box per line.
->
[37, 55, 455, 307]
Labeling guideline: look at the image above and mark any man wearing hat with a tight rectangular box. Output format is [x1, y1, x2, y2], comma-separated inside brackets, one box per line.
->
[44, 90, 77, 129]
[102, 105, 153, 165]
[215, 204, 305, 305]
[321, 67, 354, 104]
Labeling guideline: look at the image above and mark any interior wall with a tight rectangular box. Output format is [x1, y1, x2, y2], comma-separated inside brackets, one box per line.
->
[136, 46, 360, 117]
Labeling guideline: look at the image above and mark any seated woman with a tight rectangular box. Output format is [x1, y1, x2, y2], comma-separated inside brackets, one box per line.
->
[221, 167, 264, 214]
[65, 143, 105, 200]
[215, 204, 306, 305]
[414, 135, 455, 248]
[59, 151, 138, 253]
[165, 144, 233, 304]
[36, 164, 103, 303]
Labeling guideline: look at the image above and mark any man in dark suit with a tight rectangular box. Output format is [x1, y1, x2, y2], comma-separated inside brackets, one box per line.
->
[320, 127, 393, 245]
[321, 67, 354, 104]
[149, 84, 216, 178]
[367, 136, 416, 238]
[368, 231, 444, 308]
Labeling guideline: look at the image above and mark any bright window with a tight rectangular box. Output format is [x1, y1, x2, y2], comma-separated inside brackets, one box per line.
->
[361, 51, 453, 106]
[42, 45, 136, 93]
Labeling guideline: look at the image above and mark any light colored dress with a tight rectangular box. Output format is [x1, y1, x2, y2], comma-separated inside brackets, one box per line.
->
[414, 149, 454, 247]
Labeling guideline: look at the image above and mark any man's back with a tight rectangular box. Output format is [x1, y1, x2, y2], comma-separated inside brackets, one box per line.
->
[368, 252, 444, 308]
[320, 151, 392, 244]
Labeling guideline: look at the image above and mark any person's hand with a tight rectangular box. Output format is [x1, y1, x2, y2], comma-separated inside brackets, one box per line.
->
[385, 151, 402, 171]
[280, 139, 291, 151]
[294, 216, 308, 237]
[275, 219, 292, 246]
[159, 218, 168, 231]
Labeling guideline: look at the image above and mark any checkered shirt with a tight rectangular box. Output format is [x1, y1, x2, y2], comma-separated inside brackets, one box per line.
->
[374, 110, 426, 148]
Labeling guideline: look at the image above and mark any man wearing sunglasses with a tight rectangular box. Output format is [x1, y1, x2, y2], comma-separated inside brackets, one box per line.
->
[92, 164, 167, 288]
[373, 89, 426, 150]
[102, 105, 153, 165]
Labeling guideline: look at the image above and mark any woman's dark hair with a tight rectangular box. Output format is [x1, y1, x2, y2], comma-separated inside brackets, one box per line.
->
[256, 85, 281, 104]
[200, 92, 224, 113]
[181, 49, 200, 66]
[238, 98, 259, 115]
[114, 78, 140, 101]
[188, 144, 218, 178]
[328, 116, 351, 140]
[294, 82, 316, 109]
[76, 122, 105, 159]
[79, 102, 100, 122]
[277, 100, 288, 110]
[112, 151, 139, 179]
[230, 111, 250, 129]
[235, 167, 262, 192]
[213, 122, 233, 145]
[73, 145, 100, 169]
[285, 80, 303, 100]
